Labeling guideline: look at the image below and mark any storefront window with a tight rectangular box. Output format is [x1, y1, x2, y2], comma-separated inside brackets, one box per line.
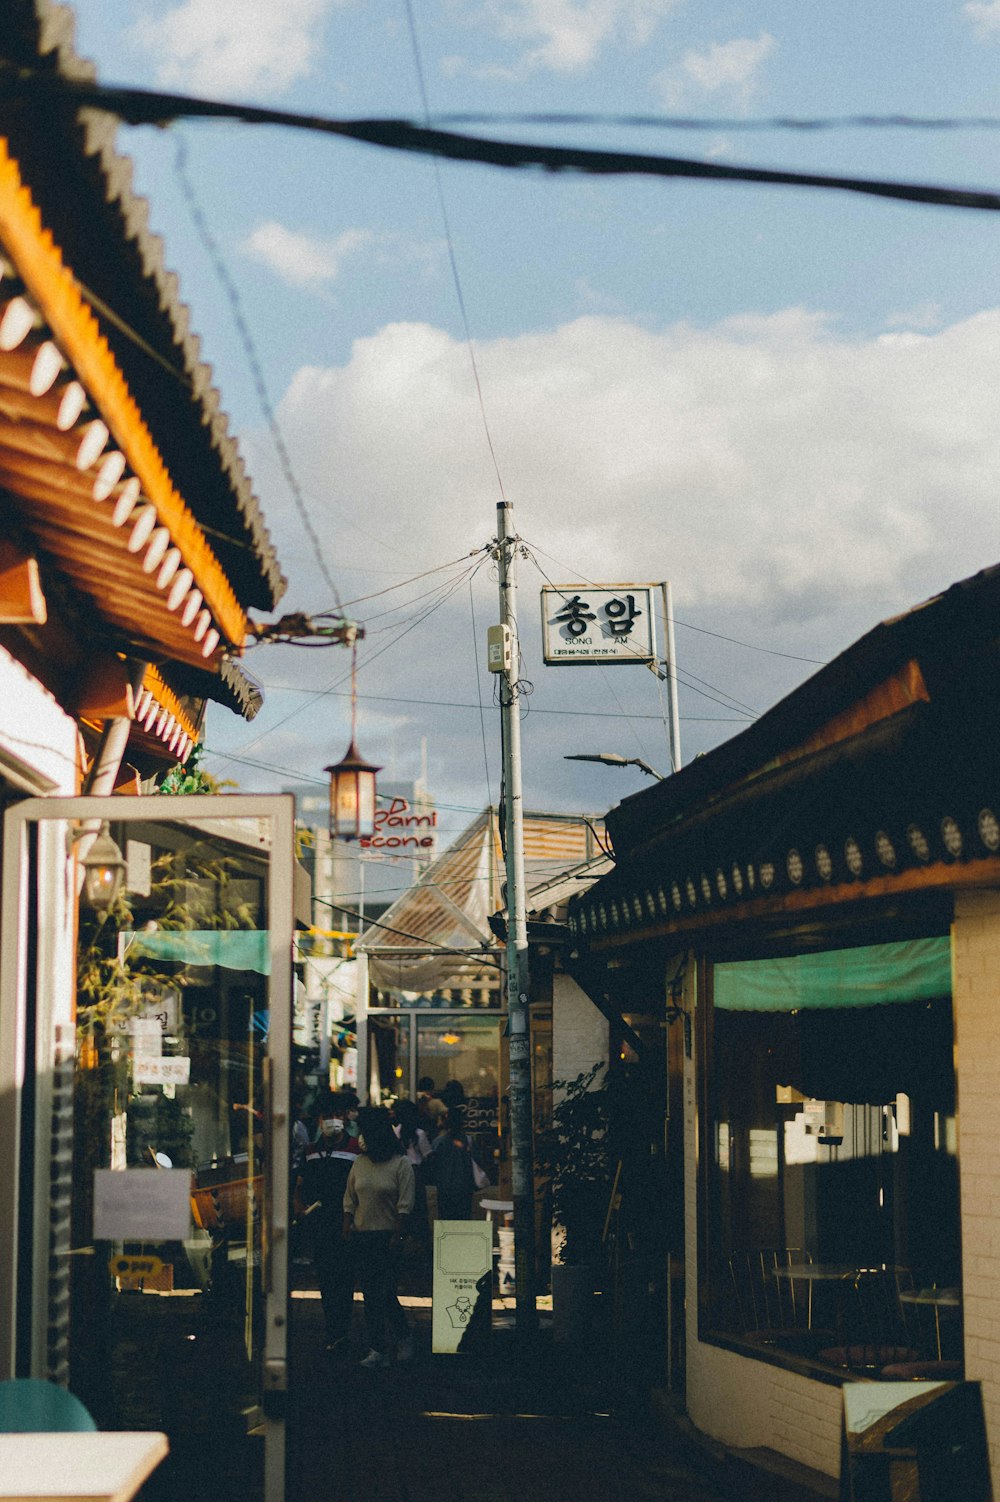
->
[700, 937, 962, 1375]
[416, 1015, 501, 1177]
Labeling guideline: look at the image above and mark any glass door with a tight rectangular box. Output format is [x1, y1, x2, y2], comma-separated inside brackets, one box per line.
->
[0, 795, 294, 1502]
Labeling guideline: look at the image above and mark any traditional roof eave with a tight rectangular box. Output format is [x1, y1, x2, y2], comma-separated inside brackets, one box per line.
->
[2, 0, 286, 612]
[0, 137, 246, 647]
[606, 562, 1000, 861]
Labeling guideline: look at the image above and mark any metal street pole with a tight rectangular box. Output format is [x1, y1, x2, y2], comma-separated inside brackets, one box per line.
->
[496, 500, 537, 1338]
[660, 580, 683, 773]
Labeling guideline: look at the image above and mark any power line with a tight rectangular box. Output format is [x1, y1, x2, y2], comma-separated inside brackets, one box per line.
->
[245, 683, 747, 721]
[15, 71, 1000, 214]
[172, 135, 343, 613]
[401, 0, 507, 501]
[523, 545, 758, 720]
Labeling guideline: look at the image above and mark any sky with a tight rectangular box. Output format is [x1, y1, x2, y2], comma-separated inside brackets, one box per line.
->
[65, 0, 1000, 900]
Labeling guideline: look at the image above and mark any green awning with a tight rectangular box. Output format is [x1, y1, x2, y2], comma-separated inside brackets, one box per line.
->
[124, 930, 270, 974]
[714, 937, 950, 1012]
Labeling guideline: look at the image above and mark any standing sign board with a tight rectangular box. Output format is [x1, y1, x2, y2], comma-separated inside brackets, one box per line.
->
[540, 584, 657, 665]
[432, 1220, 493, 1353]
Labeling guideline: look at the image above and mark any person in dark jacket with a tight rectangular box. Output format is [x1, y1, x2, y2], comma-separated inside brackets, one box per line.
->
[295, 1092, 358, 1356]
[430, 1106, 477, 1220]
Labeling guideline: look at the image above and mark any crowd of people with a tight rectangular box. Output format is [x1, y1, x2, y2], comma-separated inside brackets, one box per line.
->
[291, 1078, 490, 1368]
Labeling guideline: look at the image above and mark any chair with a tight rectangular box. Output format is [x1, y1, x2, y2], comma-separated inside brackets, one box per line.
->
[0, 1377, 96, 1432]
[818, 1267, 920, 1373]
[728, 1248, 816, 1346]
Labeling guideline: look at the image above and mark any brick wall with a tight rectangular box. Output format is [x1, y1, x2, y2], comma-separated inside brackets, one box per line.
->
[953, 890, 1000, 1495]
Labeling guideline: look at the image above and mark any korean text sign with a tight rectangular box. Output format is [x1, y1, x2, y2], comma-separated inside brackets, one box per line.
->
[540, 584, 656, 665]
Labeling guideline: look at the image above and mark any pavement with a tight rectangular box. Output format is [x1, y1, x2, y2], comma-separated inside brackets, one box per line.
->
[286, 1295, 740, 1502]
[125, 1273, 830, 1502]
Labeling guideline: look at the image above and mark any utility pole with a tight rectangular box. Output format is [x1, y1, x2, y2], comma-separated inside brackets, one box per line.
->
[495, 500, 537, 1338]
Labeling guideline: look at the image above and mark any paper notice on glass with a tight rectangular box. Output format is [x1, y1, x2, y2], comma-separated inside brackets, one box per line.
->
[131, 1018, 162, 1060]
[93, 1168, 192, 1241]
[133, 1056, 191, 1087]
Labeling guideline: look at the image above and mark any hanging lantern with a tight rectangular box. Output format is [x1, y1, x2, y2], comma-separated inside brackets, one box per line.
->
[325, 739, 381, 841]
[81, 820, 126, 911]
[325, 637, 380, 840]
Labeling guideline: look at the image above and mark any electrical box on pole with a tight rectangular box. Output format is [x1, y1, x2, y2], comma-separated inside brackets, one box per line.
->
[487, 623, 512, 673]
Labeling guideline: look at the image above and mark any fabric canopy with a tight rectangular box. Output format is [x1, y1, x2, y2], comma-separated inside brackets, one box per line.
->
[125, 929, 270, 974]
[714, 936, 950, 1012]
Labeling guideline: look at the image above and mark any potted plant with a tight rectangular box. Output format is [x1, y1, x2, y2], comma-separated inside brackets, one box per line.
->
[535, 1062, 616, 1342]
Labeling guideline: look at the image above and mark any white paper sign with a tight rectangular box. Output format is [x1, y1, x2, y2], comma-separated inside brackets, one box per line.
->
[93, 1168, 192, 1241]
[131, 1019, 162, 1060]
[133, 1056, 191, 1087]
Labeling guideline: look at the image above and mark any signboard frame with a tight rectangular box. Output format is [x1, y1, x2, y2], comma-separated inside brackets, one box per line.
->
[540, 582, 658, 666]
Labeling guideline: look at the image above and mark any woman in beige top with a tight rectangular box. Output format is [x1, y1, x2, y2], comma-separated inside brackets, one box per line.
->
[343, 1107, 415, 1368]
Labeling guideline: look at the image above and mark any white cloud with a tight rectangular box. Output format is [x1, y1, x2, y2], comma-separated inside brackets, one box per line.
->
[884, 302, 943, 332]
[655, 32, 776, 109]
[222, 306, 1000, 808]
[454, 0, 679, 76]
[276, 308, 1000, 621]
[964, 0, 1000, 37]
[244, 223, 372, 288]
[130, 0, 341, 97]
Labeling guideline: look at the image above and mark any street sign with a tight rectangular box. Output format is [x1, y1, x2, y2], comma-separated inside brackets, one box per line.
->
[540, 583, 657, 665]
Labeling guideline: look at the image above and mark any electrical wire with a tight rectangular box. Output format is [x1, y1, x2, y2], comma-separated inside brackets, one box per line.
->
[401, 0, 507, 501]
[335, 551, 488, 611]
[172, 135, 343, 612]
[670, 616, 828, 666]
[16, 71, 1000, 214]
[214, 554, 488, 766]
[468, 573, 496, 818]
[523, 544, 758, 720]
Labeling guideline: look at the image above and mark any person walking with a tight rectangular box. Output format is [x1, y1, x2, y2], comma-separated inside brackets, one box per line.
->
[295, 1093, 358, 1357]
[343, 1106, 415, 1369]
[430, 1106, 482, 1221]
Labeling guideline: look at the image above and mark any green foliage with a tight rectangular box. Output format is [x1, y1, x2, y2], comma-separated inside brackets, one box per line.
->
[157, 742, 233, 795]
[535, 1062, 617, 1266]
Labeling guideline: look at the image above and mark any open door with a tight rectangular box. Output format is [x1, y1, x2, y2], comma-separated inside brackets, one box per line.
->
[0, 795, 294, 1502]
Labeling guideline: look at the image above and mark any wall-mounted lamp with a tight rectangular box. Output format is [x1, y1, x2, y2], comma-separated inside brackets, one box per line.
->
[81, 821, 126, 911]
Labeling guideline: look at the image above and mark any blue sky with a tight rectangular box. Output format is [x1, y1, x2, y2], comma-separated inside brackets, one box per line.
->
[66, 0, 1000, 875]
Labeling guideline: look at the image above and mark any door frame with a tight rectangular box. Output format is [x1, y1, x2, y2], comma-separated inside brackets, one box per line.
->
[0, 793, 294, 1500]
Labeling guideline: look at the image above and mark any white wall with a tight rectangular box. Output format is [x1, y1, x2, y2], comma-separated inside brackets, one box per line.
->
[0, 646, 78, 795]
[953, 889, 1000, 1495]
[552, 970, 609, 1090]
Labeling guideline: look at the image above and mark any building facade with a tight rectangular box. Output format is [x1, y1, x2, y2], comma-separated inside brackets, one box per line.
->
[569, 564, 1000, 1490]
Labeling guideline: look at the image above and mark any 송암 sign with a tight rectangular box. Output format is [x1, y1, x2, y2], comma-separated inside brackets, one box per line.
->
[541, 584, 657, 665]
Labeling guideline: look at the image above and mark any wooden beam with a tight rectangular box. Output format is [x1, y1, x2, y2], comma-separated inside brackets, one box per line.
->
[72, 654, 135, 719]
[0, 538, 46, 623]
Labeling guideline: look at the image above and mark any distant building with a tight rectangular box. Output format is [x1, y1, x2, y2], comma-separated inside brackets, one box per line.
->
[288, 778, 438, 1086]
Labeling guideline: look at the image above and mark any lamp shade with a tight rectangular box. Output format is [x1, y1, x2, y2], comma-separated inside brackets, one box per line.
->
[324, 739, 381, 841]
[82, 821, 126, 911]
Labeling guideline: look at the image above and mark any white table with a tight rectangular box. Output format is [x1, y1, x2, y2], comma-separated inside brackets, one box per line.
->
[773, 1262, 857, 1329]
[899, 1286, 961, 1360]
[0, 1432, 168, 1502]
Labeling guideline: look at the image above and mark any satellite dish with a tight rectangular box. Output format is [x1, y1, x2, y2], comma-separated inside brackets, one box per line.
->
[153, 1151, 173, 1169]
